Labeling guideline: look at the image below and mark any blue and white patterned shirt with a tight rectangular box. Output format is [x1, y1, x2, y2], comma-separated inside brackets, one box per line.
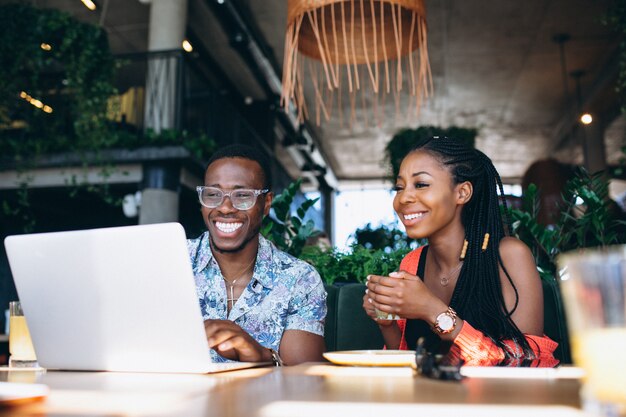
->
[187, 232, 327, 362]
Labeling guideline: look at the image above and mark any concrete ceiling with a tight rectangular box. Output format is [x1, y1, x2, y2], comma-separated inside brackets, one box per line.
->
[9, 0, 625, 187]
[240, 0, 623, 184]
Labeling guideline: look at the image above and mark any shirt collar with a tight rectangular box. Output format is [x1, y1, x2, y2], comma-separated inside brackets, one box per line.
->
[194, 232, 275, 289]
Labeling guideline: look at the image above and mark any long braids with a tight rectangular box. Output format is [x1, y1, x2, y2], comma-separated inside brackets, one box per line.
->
[410, 136, 534, 360]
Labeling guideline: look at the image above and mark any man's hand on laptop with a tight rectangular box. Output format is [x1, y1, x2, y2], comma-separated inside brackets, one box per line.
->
[204, 319, 273, 363]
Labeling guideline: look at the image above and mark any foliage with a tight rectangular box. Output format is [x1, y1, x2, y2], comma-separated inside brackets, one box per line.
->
[0, 3, 117, 157]
[385, 126, 478, 180]
[603, 1, 626, 113]
[261, 181, 412, 284]
[145, 130, 216, 161]
[353, 222, 419, 252]
[261, 179, 321, 258]
[105, 128, 217, 161]
[0, 4, 217, 162]
[560, 171, 625, 247]
[509, 168, 626, 280]
[1, 184, 36, 233]
[300, 244, 410, 285]
[0, 4, 217, 231]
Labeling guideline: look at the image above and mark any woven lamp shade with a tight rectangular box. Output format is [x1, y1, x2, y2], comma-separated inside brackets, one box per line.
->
[281, 0, 433, 125]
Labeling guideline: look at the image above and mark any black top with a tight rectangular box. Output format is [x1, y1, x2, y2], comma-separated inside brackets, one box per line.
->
[404, 246, 453, 354]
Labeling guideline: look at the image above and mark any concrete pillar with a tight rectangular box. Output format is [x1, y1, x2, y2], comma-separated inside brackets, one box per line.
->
[147, 0, 187, 51]
[139, 161, 180, 224]
[140, 0, 187, 223]
[143, 0, 188, 132]
[582, 116, 607, 175]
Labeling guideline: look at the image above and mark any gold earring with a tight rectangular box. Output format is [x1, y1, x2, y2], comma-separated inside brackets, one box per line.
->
[460, 239, 469, 260]
[482, 233, 490, 251]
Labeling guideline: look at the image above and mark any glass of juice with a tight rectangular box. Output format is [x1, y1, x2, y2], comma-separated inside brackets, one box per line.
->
[558, 246, 626, 417]
[8, 301, 38, 368]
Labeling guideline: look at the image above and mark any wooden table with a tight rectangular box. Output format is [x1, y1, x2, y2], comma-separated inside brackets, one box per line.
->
[0, 364, 584, 417]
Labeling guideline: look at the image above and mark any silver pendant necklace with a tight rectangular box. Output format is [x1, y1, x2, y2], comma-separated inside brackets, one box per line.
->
[224, 277, 240, 310]
[222, 257, 256, 311]
[439, 262, 463, 286]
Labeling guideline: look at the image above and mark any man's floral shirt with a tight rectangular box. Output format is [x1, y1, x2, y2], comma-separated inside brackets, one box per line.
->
[187, 233, 327, 362]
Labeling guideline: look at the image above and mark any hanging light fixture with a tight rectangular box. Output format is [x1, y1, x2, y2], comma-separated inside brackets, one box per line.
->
[281, 0, 433, 125]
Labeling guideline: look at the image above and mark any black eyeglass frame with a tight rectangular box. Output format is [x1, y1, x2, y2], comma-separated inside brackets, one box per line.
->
[196, 186, 269, 210]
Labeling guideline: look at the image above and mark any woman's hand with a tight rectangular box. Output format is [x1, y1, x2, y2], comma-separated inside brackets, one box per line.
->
[366, 271, 447, 322]
[362, 291, 395, 326]
[362, 286, 403, 349]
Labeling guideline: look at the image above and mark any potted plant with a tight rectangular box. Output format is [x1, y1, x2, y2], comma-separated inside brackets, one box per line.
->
[262, 181, 411, 284]
[509, 167, 626, 281]
[261, 178, 321, 258]
[300, 244, 410, 285]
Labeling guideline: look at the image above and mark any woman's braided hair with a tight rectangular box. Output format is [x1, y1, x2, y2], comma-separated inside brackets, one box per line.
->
[409, 136, 534, 359]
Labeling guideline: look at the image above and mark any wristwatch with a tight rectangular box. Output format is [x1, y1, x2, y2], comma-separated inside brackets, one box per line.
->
[433, 307, 457, 334]
[268, 348, 284, 366]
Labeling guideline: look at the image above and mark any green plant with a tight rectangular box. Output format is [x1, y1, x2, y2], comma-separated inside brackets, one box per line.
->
[261, 179, 321, 257]
[603, 1, 626, 113]
[300, 244, 410, 285]
[0, 4, 217, 231]
[1, 183, 36, 233]
[0, 3, 117, 157]
[353, 222, 418, 252]
[106, 128, 217, 160]
[385, 126, 477, 180]
[560, 171, 625, 248]
[0, 4, 217, 162]
[146, 130, 216, 161]
[260, 180, 412, 285]
[510, 168, 626, 280]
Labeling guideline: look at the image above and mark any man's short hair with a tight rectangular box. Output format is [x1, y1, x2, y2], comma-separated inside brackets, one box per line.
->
[206, 144, 272, 189]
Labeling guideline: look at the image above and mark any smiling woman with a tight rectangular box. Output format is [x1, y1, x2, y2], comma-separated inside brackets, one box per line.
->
[364, 136, 559, 367]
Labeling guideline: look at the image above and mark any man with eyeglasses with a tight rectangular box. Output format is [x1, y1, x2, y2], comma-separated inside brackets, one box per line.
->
[187, 144, 327, 366]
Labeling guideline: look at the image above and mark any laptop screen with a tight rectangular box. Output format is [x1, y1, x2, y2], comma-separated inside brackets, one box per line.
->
[5, 223, 216, 373]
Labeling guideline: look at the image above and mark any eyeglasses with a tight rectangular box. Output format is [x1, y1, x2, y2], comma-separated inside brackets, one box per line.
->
[196, 186, 269, 210]
[413, 337, 463, 381]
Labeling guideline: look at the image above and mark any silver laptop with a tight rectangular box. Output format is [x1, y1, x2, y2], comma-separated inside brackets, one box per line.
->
[4, 222, 261, 373]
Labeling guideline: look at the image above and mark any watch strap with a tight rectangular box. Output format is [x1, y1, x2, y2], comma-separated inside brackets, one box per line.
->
[268, 348, 284, 366]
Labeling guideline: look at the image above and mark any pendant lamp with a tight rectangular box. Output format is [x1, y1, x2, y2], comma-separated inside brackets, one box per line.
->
[281, 0, 433, 126]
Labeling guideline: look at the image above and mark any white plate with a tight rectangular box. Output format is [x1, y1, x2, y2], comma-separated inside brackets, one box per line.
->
[323, 350, 415, 367]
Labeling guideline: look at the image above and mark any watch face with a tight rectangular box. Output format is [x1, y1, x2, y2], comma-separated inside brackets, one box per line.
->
[437, 314, 454, 331]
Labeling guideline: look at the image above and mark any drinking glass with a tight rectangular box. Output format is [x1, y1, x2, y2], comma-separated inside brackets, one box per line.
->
[558, 245, 626, 417]
[8, 301, 38, 368]
[374, 272, 401, 320]
[374, 308, 400, 321]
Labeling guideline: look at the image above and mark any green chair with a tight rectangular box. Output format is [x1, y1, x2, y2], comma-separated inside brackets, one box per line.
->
[324, 283, 385, 351]
[323, 285, 339, 352]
